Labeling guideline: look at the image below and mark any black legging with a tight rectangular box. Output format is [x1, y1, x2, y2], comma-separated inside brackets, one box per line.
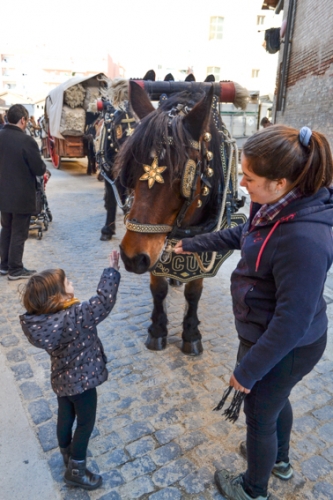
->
[57, 387, 97, 461]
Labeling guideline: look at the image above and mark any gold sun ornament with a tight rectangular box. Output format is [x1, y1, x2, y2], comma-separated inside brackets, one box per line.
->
[139, 157, 167, 189]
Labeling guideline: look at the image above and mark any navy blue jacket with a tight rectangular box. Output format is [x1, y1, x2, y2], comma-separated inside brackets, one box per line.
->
[183, 187, 333, 389]
[20, 268, 120, 397]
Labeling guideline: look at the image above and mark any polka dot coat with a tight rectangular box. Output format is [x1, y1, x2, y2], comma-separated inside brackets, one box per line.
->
[20, 268, 120, 397]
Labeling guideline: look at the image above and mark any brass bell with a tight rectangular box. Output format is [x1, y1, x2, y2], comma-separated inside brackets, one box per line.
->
[206, 167, 214, 177]
[197, 199, 202, 208]
[201, 186, 210, 196]
[203, 132, 212, 142]
[206, 151, 214, 161]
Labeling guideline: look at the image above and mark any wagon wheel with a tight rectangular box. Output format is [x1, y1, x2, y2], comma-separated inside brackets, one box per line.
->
[37, 229, 43, 240]
[47, 133, 61, 169]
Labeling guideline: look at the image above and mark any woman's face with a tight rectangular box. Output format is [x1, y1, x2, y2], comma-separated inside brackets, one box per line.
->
[64, 277, 74, 295]
[240, 154, 289, 205]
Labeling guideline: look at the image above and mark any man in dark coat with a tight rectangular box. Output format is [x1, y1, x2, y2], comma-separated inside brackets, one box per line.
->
[0, 104, 46, 280]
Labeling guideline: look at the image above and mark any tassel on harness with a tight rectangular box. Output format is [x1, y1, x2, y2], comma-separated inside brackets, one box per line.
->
[213, 386, 246, 423]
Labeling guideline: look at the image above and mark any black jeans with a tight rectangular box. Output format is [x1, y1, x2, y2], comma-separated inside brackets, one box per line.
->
[242, 332, 327, 498]
[0, 212, 31, 273]
[57, 388, 97, 461]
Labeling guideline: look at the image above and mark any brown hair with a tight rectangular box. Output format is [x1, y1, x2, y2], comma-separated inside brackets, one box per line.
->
[243, 124, 333, 196]
[7, 104, 29, 124]
[21, 269, 73, 315]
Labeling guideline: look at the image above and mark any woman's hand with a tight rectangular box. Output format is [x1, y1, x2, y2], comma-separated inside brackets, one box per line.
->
[229, 373, 250, 394]
[173, 240, 192, 255]
[109, 250, 120, 270]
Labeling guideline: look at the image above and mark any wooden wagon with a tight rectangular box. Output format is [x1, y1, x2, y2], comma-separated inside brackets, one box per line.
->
[42, 73, 107, 168]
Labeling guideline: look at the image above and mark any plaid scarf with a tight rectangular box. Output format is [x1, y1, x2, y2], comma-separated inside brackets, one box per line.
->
[250, 187, 302, 229]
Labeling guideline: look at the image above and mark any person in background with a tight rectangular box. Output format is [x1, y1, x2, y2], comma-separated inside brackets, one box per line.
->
[260, 116, 272, 128]
[0, 104, 46, 279]
[0, 114, 5, 129]
[20, 251, 121, 491]
[174, 124, 333, 500]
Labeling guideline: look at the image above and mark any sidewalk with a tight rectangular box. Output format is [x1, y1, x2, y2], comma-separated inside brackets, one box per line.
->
[0, 161, 333, 500]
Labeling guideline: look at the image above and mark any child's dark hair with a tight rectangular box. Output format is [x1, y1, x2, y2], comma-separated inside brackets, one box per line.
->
[22, 269, 73, 314]
[243, 124, 333, 196]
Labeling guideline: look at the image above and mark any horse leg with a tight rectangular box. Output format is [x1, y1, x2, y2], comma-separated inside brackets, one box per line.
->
[100, 181, 117, 241]
[182, 278, 203, 356]
[145, 274, 168, 351]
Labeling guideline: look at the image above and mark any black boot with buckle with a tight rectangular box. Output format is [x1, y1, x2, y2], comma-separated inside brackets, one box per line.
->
[64, 458, 102, 490]
[60, 445, 71, 467]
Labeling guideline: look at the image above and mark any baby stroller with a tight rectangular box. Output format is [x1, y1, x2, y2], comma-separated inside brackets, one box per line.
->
[29, 170, 53, 240]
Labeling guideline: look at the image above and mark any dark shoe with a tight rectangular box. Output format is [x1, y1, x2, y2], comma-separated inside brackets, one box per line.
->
[100, 233, 112, 241]
[60, 445, 71, 467]
[0, 269, 8, 275]
[8, 268, 36, 281]
[239, 441, 293, 481]
[168, 278, 183, 287]
[214, 470, 268, 500]
[64, 458, 102, 491]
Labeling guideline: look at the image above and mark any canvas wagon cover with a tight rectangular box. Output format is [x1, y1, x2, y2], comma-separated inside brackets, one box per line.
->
[45, 73, 107, 139]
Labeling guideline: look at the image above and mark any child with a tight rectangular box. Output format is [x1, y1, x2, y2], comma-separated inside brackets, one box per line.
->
[20, 251, 120, 491]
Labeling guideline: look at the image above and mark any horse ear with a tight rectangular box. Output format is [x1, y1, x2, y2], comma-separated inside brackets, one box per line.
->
[183, 86, 214, 141]
[204, 74, 215, 82]
[185, 73, 196, 82]
[129, 81, 155, 119]
[164, 73, 174, 81]
[143, 69, 156, 81]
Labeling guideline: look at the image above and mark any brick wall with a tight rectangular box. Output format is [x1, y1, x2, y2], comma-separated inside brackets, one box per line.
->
[274, 0, 333, 148]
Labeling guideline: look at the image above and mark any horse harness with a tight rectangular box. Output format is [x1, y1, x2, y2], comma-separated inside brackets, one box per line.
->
[122, 98, 241, 272]
[124, 101, 219, 236]
[97, 104, 136, 210]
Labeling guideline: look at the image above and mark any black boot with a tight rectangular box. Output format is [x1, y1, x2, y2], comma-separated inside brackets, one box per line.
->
[168, 278, 183, 287]
[64, 458, 102, 490]
[60, 445, 71, 467]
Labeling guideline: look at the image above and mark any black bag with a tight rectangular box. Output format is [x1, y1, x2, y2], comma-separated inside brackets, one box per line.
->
[265, 28, 281, 54]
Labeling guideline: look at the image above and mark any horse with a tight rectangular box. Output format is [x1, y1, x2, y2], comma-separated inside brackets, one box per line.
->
[114, 80, 246, 356]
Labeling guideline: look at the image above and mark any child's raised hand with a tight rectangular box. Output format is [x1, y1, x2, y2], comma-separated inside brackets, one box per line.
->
[109, 250, 120, 270]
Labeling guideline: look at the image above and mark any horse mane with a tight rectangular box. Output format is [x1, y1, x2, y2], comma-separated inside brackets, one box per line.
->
[114, 91, 224, 209]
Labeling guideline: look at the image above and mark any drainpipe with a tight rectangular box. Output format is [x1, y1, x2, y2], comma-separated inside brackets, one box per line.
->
[275, 0, 284, 15]
[275, 0, 297, 115]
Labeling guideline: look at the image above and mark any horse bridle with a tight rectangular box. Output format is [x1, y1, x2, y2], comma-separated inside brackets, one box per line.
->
[124, 103, 215, 236]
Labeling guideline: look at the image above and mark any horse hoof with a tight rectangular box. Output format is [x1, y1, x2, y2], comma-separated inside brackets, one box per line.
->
[181, 339, 203, 356]
[145, 333, 167, 351]
[100, 234, 112, 241]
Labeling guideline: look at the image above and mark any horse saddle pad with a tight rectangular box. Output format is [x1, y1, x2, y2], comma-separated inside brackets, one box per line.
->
[152, 212, 247, 282]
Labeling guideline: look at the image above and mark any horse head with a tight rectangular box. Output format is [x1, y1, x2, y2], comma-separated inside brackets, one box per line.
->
[114, 81, 224, 274]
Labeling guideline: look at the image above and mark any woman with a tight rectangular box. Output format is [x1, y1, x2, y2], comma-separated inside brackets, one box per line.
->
[174, 125, 333, 500]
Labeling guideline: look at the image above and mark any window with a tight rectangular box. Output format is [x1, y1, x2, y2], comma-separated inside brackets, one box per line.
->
[257, 15, 265, 25]
[252, 69, 260, 78]
[207, 66, 220, 81]
[209, 16, 224, 40]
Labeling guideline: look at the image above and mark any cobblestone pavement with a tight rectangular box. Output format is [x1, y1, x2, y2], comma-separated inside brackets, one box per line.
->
[1, 159, 333, 500]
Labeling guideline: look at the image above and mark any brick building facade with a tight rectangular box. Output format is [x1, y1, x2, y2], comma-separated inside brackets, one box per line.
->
[273, 0, 333, 147]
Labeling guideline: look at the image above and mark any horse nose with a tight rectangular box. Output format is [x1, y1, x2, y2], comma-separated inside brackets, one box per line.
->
[120, 247, 151, 274]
